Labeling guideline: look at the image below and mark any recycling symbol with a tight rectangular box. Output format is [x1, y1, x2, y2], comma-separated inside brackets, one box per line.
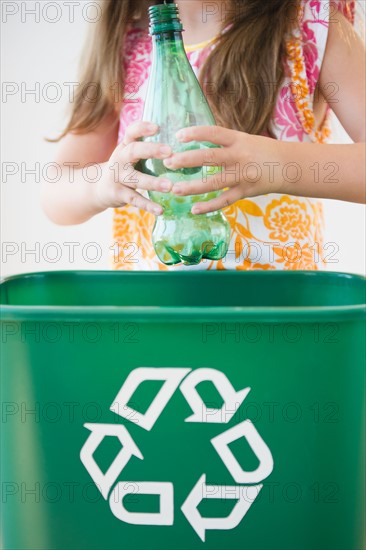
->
[80, 367, 274, 542]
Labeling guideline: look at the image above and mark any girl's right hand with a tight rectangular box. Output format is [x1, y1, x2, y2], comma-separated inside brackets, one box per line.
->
[93, 121, 173, 216]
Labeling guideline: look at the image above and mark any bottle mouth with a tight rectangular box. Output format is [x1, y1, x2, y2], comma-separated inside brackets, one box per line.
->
[148, 3, 184, 35]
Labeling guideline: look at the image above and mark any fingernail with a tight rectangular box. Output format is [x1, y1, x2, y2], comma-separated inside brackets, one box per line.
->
[173, 184, 183, 194]
[164, 158, 173, 167]
[160, 146, 171, 157]
[153, 205, 163, 215]
[176, 129, 186, 141]
[192, 205, 201, 214]
[147, 123, 158, 132]
[159, 180, 172, 192]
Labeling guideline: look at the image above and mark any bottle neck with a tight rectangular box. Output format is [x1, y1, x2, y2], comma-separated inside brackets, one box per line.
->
[152, 30, 186, 52]
[149, 3, 184, 42]
[152, 31, 187, 57]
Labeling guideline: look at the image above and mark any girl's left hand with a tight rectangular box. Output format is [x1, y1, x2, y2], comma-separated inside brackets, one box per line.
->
[163, 126, 283, 214]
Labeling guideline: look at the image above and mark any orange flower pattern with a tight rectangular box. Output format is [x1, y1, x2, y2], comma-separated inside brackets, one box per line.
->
[273, 243, 317, 270]
[112, 1, 353, 272]
[264, 196, 311, 242]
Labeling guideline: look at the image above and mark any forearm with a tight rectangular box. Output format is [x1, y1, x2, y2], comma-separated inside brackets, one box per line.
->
[41, 164, 107, 225]
[275, 142, 366, 203]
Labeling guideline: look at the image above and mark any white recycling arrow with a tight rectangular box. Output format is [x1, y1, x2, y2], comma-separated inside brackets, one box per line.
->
[110, 367, 191, 431]
[80, 423, 143, 500]
[181, 474, 262, 542]
[179, 368, 250, 423]
[211, 419, 274, 484]
[109, 481, 174, 526]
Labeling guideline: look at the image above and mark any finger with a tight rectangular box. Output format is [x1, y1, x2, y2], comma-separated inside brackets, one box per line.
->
[163, 146, 225, 170]
[120, 141, 172, 164]
[118, 188, 164, 216]
[118, 168, 172, 193]
[123, 121, 159, 145]
[171, 169, 237, 196]
[191, 186, 243, 215]
[175, 125, 236, 147]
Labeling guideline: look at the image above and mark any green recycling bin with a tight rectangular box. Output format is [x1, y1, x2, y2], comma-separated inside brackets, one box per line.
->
[1, 270, 365, 550]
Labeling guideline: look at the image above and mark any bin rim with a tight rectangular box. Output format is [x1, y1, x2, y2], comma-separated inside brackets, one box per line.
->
[1, 270, 365, 323]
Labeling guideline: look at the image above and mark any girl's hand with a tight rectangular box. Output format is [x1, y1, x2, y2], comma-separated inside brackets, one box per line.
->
[163, 126, 282, 214]
[93, 121, 173, 216]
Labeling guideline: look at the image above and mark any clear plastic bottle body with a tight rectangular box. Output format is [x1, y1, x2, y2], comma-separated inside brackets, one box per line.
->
[140, 18, 230, 266]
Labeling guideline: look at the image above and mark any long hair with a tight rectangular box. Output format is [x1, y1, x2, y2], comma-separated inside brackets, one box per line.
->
[55, 0, 354, 140]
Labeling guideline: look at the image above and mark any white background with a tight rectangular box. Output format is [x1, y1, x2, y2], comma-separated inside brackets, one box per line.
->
[1, 1, 365, 278]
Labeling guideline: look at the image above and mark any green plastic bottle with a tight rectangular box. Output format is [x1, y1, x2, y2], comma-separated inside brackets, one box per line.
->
[139, 2, 230, 266]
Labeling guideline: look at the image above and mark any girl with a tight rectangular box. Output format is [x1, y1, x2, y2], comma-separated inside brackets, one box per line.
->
[42, 0, 365, 271]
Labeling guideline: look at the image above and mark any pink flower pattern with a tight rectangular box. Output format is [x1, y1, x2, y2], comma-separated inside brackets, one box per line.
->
[118, 101, 144, 141]
[273, 88, 305, 141]
[303, 40, 320, 95]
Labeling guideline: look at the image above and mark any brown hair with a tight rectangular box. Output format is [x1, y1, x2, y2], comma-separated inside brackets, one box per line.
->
[57, 0, 301, 140]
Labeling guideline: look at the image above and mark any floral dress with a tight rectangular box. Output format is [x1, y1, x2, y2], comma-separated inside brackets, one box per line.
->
[112, 0, 355, 271]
